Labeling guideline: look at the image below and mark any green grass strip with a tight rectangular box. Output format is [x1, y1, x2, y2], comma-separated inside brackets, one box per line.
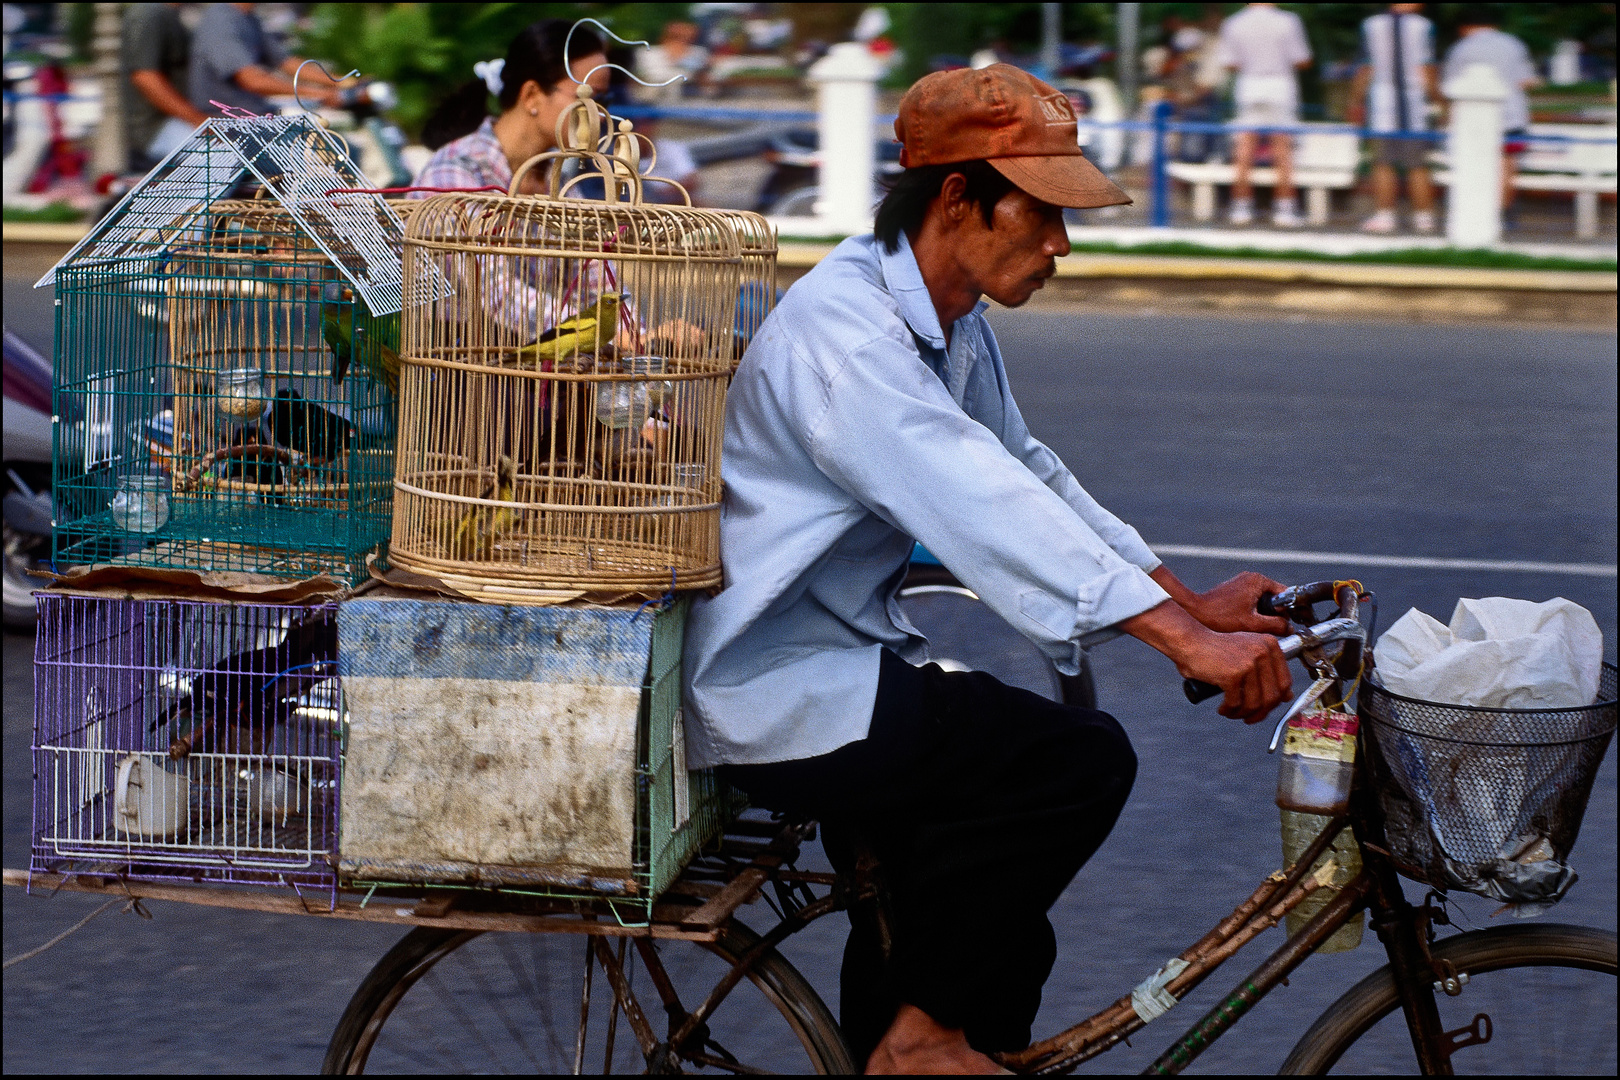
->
[778, 235, 1614, 272]
[3, 202, 87, 224]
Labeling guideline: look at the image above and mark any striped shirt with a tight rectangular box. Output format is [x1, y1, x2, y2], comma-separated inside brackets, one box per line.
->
[409, 117, 616, 342]
[411, 117, 512, 194]
[1361, 11, 1434, 133]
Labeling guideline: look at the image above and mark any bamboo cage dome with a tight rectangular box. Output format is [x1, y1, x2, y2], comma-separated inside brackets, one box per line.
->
[390, 91, 776, 597]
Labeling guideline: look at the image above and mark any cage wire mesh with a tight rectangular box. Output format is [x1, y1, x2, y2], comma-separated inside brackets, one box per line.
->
[31, 593, 342, 895]
[44, 116, 405, 584]
[1360, 662, 1617, 906]
[389, 101, 774, 597]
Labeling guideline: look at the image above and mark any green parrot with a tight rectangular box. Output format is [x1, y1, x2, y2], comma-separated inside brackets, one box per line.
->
[322, 282, 401, 396]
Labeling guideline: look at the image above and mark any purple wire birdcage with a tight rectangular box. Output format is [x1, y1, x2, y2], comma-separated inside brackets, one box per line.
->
[30, 593, 341, 900]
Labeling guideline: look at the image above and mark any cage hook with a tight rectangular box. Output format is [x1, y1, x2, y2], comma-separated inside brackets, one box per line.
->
[293, 59, 362, 114]
[565, 18, 685, 89]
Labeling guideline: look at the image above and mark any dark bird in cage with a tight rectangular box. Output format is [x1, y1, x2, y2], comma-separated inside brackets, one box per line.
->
[157, 614, 339, 759]
[266, 387, 352, 463]
[322, 282, 400, 395]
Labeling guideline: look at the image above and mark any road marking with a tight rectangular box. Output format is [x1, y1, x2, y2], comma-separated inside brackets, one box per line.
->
[1152, 544, 1617, 578]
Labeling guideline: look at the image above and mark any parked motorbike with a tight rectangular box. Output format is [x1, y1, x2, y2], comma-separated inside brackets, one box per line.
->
[3, 326, 53, 628]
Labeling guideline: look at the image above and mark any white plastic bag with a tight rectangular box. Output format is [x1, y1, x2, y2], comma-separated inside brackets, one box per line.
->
[1375, 597, 1603, 709]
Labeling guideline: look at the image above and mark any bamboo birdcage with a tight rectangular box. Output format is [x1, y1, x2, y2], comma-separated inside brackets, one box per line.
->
[41, 115, 406, 584]
[389, 92, 775, 596]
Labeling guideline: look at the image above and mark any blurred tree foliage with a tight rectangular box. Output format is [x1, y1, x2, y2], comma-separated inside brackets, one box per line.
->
[298, 3, 688, 137]
[295, 3, 1615, 132]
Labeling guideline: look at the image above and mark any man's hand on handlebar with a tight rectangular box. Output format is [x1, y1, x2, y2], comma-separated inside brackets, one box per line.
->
[1183, 571, 1292, 636]
[1120, 599, 1293, 724]
[1173, 629, 1292, 724]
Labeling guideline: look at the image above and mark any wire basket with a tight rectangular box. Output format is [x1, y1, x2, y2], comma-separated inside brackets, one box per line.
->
[1359, 661, 1617, 905]
[30, 593, 342, 898]
[387, 96, 775, 598]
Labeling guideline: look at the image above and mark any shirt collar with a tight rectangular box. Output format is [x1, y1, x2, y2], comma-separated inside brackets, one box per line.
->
[876, 232, 991, 350]
[877, 232, 948, 349]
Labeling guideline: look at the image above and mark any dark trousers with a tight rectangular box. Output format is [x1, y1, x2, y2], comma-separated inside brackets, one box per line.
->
[720, 650, 1137, 1063]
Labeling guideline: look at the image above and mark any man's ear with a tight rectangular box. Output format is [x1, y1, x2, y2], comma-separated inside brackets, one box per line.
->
[937, 172, 972, 228]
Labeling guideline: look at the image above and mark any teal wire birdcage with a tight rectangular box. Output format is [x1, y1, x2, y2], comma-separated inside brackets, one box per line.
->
[38, 115, 407, 584]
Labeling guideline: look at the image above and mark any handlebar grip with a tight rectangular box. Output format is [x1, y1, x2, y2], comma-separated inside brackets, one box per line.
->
[1183, 593, 1283, 705]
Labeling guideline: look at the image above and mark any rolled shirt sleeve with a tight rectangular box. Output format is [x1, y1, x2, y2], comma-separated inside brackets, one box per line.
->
[798, 327, 1168, 669]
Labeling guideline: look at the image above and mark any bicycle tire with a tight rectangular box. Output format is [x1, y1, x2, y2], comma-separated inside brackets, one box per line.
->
[1280, 923, 1617, 1075]
[322, 919, 854, 1074]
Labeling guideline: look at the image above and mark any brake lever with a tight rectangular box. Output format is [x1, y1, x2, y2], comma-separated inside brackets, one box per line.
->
[1182, 617, 1366, 704]
[1268, 676, 1335, 752]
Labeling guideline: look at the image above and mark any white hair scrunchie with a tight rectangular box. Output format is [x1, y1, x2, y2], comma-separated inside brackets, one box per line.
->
[473, 58, 505, 97]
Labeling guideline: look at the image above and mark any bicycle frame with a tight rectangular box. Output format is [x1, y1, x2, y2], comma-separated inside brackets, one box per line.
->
[558, 579, 1469, 1074]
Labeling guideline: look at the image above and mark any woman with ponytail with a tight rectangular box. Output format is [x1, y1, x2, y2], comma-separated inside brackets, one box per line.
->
[414, 19, 609, 195]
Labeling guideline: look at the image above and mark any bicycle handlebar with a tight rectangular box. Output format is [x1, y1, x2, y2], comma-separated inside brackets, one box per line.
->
[1182, 583, 1367, 704]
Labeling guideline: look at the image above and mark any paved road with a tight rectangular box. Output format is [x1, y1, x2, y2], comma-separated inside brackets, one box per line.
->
[5, 294, 1615, 1072]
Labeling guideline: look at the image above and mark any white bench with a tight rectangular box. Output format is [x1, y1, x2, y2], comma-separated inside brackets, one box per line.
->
[1166, 124, 1361, 225]
[1432, 123, 1616, 239]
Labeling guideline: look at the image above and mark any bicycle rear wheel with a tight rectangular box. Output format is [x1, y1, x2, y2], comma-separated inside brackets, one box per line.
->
[1281, 923, 1616, 1074]
[322, 920, 853, 1074]
[897, 570, 1096, 709]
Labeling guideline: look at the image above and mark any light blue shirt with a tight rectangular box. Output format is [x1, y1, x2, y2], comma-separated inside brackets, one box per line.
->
[682, 233, 1170, 768]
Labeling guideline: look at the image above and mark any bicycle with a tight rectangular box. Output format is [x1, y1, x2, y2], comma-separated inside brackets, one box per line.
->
[11, 580, 1614, 1074]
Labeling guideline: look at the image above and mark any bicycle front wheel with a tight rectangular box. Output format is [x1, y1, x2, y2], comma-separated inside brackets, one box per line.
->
[1281, 923, 1616, 1074]
[322, 920, 853, 1074]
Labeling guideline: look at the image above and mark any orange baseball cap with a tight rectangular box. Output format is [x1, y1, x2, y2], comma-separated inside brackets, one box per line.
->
[895, 64, 1130, 209]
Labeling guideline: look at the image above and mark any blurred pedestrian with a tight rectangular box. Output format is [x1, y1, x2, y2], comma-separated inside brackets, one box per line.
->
[1443, 6, 1539, 212]
[121, 3, 207, 170]
[635, 21, 709, 104]
[1160, 15, 1223, 164]
[1218, 2, 1312, 227]
[635, 119, 701, 205]
[188, 3, 342, 118]
[1352, 5, 1438, 234]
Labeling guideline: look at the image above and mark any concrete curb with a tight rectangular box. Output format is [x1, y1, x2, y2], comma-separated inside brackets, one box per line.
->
[3, 222, 91, 244]
[777, 242, 1617, 293]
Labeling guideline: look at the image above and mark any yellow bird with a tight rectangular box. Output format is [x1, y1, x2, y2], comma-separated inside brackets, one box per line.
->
[508, 293, 622, 368]
[448, 455, 519, 561]
[481, 454, 521, 557]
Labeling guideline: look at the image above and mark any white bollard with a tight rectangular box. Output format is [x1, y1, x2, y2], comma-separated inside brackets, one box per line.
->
[806, 42, 882, 236]
[1444, 62, 1508, 248]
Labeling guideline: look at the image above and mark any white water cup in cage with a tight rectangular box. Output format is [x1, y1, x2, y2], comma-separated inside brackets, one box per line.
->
[596, 356, 670, 429]
[114, 753, 190, 839]
[242, 766, 301, 827]
[110, 474, 170, 533]
[661, 463, 707, 506]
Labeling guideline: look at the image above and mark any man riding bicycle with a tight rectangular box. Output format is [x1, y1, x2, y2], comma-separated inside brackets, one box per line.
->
[683, 65, 1294, 1074]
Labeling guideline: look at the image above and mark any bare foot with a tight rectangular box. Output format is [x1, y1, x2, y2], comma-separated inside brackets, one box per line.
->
[865, 1003, 1006, 1074]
